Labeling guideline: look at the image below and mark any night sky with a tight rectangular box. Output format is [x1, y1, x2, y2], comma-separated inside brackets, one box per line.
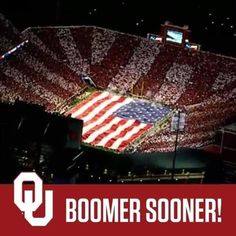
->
[0, 0, 236, 56]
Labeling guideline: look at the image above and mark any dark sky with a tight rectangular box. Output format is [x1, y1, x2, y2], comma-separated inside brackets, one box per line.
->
[0, 0, 236, 56]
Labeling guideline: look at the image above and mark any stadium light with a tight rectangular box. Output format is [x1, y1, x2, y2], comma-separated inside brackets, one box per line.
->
[171, 110, 186, 180]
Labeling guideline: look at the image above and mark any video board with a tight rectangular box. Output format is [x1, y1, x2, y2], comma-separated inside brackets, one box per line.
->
[166, 30, 183, 44]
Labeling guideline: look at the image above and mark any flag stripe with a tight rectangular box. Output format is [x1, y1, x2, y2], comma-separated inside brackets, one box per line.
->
[66, 91, 101, 116]
[83, 116, 121, 142]
[82, 115, 114, 140]
[105, 120, 141, 148]
[96, 119, 136, 147]
[116, 124, 152, 151]
[78, 93, 116, 122]
[72, 91, 109, 118]
[80, 94, 121, 122]
[83, 96, 126, 126]
[91, 118, 127, 146]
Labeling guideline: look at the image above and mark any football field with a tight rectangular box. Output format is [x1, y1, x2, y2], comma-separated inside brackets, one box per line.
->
[66, 91, 172, 152]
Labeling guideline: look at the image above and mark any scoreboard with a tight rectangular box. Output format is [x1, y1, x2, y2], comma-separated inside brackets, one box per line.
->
[147, 21, 200, 51]
[160, 22, 191, 46]
[166, 30, 183, 44]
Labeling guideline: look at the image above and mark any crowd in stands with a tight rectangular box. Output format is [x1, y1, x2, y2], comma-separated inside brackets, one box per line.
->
[0, 79, 22, 102]
[23, 30, 59, 61]
[90, 31, 141, 88]
[70, 27, 93, 64]
[0, 59, 62, 110]
[108, 39, 160, 93]
[154, 62, 193, 105]
[212, 72, 236, 91]
[0, 25, 88, 111]
[133, 45, 180, 97]
[56, 28, 84, 75]
[0, 13, 236, 152]
[91, 28, 116, 65]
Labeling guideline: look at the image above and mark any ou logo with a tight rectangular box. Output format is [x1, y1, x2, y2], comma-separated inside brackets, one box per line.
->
[14, 172, 53, 226]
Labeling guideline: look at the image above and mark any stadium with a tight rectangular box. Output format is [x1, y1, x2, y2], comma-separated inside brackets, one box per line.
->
[0, 9, 236, 183]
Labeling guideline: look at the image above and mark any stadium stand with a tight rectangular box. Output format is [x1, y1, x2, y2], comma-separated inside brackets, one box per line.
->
[0, 13, 236, 153]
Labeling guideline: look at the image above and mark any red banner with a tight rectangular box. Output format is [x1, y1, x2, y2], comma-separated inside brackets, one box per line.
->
[1, 184, 235, 236]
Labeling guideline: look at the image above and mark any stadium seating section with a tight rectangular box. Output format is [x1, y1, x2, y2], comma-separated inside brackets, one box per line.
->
[0, 14, 236, 153]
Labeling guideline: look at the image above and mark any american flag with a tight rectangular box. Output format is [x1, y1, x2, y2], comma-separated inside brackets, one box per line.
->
[65, 91, 171, 152]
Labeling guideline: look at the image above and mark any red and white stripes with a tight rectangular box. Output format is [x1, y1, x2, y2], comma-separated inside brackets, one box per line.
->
[66, 91, 152, 152]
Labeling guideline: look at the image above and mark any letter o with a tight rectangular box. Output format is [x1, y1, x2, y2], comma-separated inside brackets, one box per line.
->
[90, 199, 101, 222]
[158, 199, 169, 223]
[170, 199, 182, 222]
[78, 199, 89, 222]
